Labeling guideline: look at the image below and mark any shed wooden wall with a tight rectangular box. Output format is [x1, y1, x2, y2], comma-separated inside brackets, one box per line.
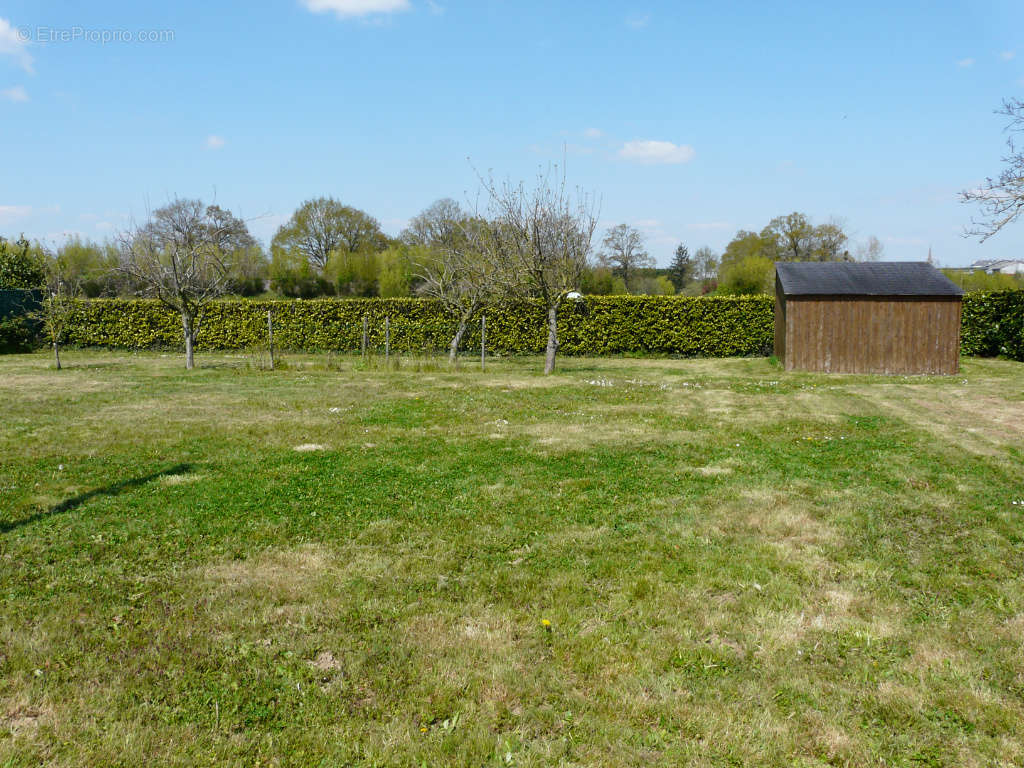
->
[777, 296, 961, 374]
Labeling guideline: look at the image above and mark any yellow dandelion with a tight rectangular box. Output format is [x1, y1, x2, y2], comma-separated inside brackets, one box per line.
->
[541, 618, 551, 628]
[420, 726, 427, 733]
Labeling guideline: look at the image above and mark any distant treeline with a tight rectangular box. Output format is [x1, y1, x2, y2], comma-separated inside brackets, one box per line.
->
[2, 202, 1018, 301]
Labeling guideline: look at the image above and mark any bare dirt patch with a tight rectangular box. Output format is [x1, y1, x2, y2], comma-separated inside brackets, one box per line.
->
[309, 650, 343, 672]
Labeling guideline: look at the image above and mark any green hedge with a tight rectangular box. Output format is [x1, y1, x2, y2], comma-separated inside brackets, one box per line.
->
[53, 291, 1024, 361]
[63, 296, 776, 357]
[0, 289, 41, 354]
[961, 291, 1024, 361]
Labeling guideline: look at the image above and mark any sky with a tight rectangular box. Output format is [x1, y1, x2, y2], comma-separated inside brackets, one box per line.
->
[0, 0, 1022, 267]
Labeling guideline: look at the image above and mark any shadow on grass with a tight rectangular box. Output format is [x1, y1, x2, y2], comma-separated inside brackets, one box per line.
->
[1, 463, 192, 534]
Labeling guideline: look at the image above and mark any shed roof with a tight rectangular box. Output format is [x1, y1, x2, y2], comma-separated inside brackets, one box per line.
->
[775, 261, 963, 297]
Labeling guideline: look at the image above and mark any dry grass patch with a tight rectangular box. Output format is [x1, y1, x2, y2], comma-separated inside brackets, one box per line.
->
[850, 384, 1024, 455]
[292, 443, 328, 452]
[687, 463, 734, 476]
[201, 544, 335, 601]
[521, 420, 684, 453]
[2, 702, 50, 736]
[402, 611, 518, 656]
[159, 472, 205, 486]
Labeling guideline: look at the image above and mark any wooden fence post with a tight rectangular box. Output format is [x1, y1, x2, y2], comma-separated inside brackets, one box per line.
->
[385, 316, 390, 366]
[361, 315, 368, 361]
[267, 310, 275, 371]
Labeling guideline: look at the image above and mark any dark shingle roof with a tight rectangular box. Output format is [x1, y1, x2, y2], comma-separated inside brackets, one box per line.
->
[775, 261, 963, 297]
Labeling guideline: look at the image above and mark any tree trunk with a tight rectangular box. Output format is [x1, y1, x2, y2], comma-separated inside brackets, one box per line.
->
[544, 304, 559, 375]
[53, 341, 61, 371]
[182, 313, 195, 370]
[449, 316, 470, 368]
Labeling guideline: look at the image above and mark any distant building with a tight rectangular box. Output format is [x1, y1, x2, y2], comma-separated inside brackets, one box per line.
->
[967, 259, 1024, 275]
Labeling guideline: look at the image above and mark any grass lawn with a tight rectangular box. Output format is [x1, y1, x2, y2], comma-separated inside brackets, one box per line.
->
[1, 350, 1023, 767]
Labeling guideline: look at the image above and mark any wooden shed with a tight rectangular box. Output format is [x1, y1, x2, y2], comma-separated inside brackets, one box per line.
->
[774, 262, 963, 374]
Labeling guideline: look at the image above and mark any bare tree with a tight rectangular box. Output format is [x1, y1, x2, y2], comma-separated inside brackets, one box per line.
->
[37, 255, 76, 370]
[962, 98, 1024, 241]
[693, 246, 719, 283]
[412, 214, 495, 366]
[120, 198, 246, 369]
[855, 235, 885, 261]
[598, 223, 654, 292]
[477, 167, 598, 374]
[401, 198, 465, 252]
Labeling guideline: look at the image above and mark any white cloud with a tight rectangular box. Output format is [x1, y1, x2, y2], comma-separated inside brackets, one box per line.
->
[626, 14, 650, 29]
[0, 205, 31, 222]
[956, 57, 975, 68]
[633, 218, 659, 228]
[301, 0, 411, 19]
[583, 127, 603, 139]
[1000, 50, 1016, 61]
[1, 85, 27, 102]
[618, 139, 695, 165]
[205, 134, 226, 150]
[0, 18, 32, 72]
[426, 1, 445, 15]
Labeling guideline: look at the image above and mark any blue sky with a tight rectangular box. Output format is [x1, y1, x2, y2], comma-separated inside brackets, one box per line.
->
[1, 0, 1022, 266]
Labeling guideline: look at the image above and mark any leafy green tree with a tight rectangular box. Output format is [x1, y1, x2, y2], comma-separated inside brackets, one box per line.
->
[377, 247, 413, 298]
[581, 265, 615, 294]
[761, 213, 812, 261]
[718, 255, 774, 295]
[812, 220, 851, 261]
[269, 246, 333, 297]
[227, 245, 270, 296]
[633, 275, 676, 295]
[272, 198, 386, 272]
[718, 214, 873, 294]
[0, 235, 46, 288]
[720, 230, 770, 273]
[327, 249, 379, 296]
[54, 237, 132, 297]
[942, 268, 1023, 292]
